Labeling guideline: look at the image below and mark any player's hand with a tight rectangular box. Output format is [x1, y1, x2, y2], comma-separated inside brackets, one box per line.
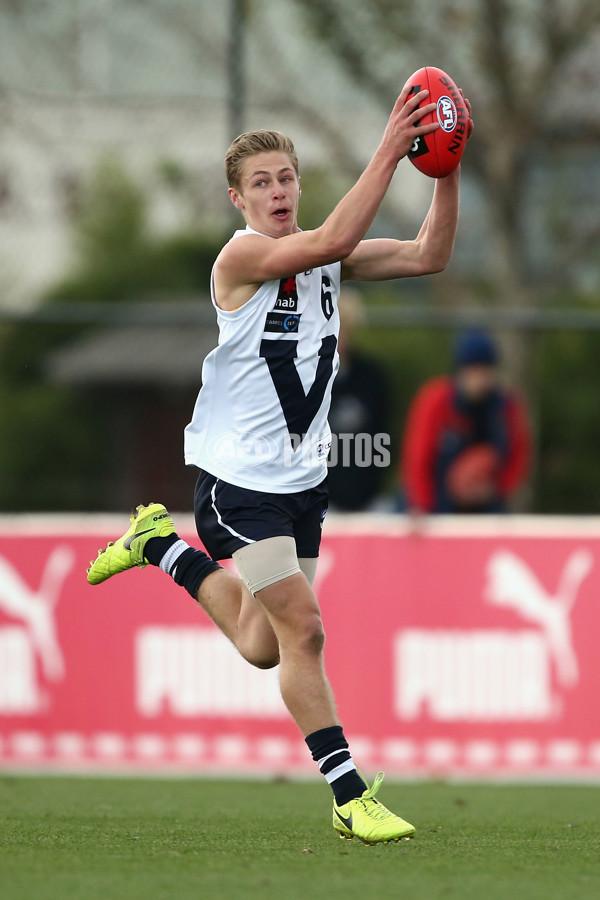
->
[381, 85, 439, 162]
[458, 89, 474, 140]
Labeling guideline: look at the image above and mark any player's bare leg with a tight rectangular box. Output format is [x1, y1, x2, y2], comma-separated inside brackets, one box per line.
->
[86, 503, 279, 669]
[86, 505, 415, 842]
[197, 568, 279, 669]
[255, 571, 338, 735]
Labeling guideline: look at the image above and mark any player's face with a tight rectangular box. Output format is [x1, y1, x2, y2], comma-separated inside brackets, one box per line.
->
[229, 152, 301, 238]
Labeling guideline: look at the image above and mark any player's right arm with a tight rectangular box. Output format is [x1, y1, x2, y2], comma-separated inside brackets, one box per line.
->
[215, 88, 438, 310]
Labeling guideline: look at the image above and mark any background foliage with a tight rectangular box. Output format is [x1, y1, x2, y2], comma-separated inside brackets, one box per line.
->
[0, 1, 599, 512]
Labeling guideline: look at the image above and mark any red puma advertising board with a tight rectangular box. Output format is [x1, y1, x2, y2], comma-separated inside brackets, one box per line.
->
[0, 515, 598, 778]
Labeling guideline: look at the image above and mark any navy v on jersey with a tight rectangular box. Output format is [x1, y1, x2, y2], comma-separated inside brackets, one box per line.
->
[184, 227, 341, 492]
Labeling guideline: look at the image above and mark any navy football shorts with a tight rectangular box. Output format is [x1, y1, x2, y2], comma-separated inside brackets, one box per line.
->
[194, 470, 329, 561]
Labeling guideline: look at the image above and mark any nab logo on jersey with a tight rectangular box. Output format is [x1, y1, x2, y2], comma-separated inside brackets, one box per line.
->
[275, 276, 298, 312]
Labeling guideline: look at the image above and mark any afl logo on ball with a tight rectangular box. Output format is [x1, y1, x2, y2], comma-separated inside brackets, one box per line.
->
[437, 96, 457, 132]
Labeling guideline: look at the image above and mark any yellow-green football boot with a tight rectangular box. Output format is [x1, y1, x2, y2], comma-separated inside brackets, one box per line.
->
[332, 772, 415, 845]
[87, 502, 175, 585]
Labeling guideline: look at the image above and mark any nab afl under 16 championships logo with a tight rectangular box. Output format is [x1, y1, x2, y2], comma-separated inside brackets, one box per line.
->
[437, 96, 457, 132]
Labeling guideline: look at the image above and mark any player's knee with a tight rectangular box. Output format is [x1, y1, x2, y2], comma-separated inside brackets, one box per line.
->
[297, 614, 326, 656]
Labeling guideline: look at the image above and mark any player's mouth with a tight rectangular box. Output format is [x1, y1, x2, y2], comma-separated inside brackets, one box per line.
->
[272, 207, 290, 220]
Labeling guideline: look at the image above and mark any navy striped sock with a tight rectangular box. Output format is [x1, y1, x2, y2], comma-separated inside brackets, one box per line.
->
[305, 725, 367, 806]
[145, 534, 221, 598]
[144, 533, 179, 565]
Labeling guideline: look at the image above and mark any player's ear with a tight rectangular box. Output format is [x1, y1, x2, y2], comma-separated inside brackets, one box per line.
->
[228, 186, 244, 210]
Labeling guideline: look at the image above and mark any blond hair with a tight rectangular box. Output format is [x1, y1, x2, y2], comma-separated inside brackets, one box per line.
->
[225, 130, 299, 190]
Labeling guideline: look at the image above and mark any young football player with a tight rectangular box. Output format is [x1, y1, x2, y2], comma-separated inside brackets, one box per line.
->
[88, 81, 472, 844]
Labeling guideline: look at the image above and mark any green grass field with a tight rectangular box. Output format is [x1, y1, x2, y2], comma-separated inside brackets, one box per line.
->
[1, 775, 599, 900]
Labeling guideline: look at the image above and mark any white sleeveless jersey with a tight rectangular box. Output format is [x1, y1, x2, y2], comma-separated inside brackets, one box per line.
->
[184, 226, 341, 492]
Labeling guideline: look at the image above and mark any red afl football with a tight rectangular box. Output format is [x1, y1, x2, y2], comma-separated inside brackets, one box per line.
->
[406, 66, 468, 178]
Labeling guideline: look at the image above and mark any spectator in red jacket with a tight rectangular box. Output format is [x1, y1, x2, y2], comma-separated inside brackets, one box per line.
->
[400, 330, 531, 513]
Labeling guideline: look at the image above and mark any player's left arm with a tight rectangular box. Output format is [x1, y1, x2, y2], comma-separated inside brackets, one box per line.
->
[341, 167, 460, 282]
[343, 94, 473, 283]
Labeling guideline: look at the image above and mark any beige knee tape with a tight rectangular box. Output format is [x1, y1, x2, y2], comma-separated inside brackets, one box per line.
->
[298, 557, 318, 586]
[233, 536, 301, 595]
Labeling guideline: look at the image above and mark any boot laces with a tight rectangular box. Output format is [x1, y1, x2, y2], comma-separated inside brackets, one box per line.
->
[358, 772, 395, 821]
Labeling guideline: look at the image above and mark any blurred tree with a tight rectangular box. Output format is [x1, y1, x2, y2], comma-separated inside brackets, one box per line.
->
[0, 157, 222, 511]
[294, 0, 599, 283]
[1, 1, 599, 512]
[1, 156, 220, 379]
[536, 325, 600, 512]
[291, 0, 600, 508]
[52, 156, 221, 303]
[294, 0, 600, 288]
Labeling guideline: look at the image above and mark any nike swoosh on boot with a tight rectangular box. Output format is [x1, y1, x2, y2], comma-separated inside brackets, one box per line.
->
[123, 528, 155, 551]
